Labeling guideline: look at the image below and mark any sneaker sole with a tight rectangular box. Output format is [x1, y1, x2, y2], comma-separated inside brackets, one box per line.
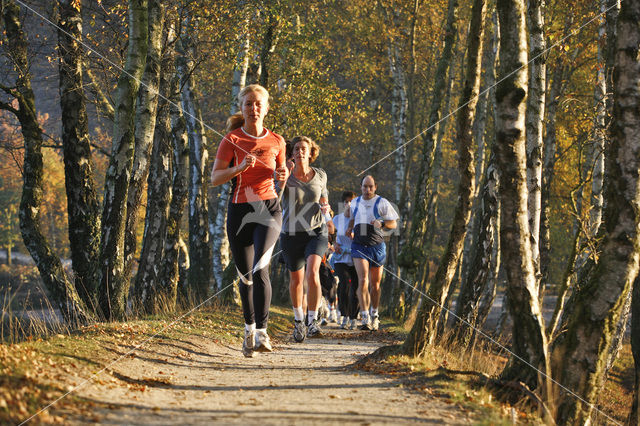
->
[255, 344, 272, 353]
[242, 349, 255, 358]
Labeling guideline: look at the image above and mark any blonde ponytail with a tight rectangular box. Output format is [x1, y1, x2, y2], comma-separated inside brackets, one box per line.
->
[226, 112, 244, 132]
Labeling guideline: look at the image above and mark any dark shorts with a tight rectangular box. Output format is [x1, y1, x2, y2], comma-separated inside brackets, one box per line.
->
[280, 227, 328, 271]
[351, 242, 386, 267]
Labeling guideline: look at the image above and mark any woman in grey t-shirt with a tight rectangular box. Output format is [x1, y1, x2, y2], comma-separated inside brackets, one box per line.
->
[279, 136, 330, 342]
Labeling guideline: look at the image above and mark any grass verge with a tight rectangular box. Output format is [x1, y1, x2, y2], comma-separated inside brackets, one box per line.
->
[0, 303, 292, 424]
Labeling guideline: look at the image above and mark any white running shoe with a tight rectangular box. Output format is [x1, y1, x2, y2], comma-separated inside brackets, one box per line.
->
[340, 316, 349, 329]
[348, 318, 357, 330]
[307, 319, 323, 338]
[243, 329, 255, 358]
[255, 330, 272, 352]
[329, 310, 338, 323]
[371, 315, 380, 331]
[293, 320, 306, 343]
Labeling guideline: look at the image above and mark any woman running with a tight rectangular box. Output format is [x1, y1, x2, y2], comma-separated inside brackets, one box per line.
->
[280, 136, 330, 342]
[211, 84, 288, 357]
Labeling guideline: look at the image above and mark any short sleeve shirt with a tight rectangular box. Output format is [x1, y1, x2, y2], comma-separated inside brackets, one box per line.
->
[349, 195, 399, 246]
[280, 167, 329, 234]
[215, 127, 286, 203]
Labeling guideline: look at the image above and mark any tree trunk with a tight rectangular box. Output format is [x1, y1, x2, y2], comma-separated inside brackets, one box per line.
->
[177, 35, 212, 302]
[631, 273, 640, 424]
[461, 7, 498, 290]
[525, 0, 546, 291]
[553, 1, 640, 422]
[384, 18, 409, 314]
[474, 212, 501, 337]
[2, 0, 91, 324]
[451, 151, 499, 346]
[57, 0, 102, 310]
[124, 0, 165, 283]
[607, 289, 631, 371]
[259, 10, 280, 88]
[539, 61, 565, 294]
[158, 83, 189, 303]
[135, 68, 177, 314]
[589, 0, 609, 240]
[402, 0, 459, 260]
[493, 0, 550, 392]
[98, 0, 148, 320]
[403, 0, 486, 356]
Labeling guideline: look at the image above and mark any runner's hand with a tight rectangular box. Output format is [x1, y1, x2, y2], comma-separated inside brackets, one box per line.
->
[371, 219, 383, 229]
[275, 165, 289, 182]
[334, 243, 342, 254]
[238, 154, 256, 172]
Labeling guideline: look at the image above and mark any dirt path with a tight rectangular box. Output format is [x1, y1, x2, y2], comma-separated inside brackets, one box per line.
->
[60, 323, 471, 425]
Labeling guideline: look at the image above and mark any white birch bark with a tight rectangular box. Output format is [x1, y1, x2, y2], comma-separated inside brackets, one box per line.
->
[124, 0, 165, 281]
[525, 0, 546, 283]
[554, 1, 640, 421]
[388, 42, 408, 205]
[177, 33, 212, 300]
[159, 83, 189, 298]
[404, 0, 486, 356]
[98, 0, 148, 320]
[493, 0, 550, 392]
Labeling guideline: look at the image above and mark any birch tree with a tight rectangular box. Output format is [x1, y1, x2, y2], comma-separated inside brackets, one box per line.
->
[123, 0, 165, 283]
[135, 65, 177, 314]
[400, 0, 459, 267]
[552, 0, 640, 422]
[404, 0, 486, 356]
[57, 0, 101, 309]
[525, 0, 545, 289]
[492, 0, 550, 391]
[177, 30, 211, 301]
[1, 0, 91, 324]
[158, 83, 189, 304]
[99, 0, 148, 320]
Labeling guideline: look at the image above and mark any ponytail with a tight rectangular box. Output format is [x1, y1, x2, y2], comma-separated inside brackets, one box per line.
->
[226, 112, 244, 132]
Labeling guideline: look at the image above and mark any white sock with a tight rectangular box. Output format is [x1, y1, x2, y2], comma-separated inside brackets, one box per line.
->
[245, 323, 256, 332]
[371, 308, 378, 318]
[256, 328, 267, 336]
[360, 311, 369, 323]
[293, 307, 304, 321]
[308, 310, 317, 323]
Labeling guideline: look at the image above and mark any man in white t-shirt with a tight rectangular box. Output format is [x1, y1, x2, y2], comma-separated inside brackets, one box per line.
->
[346, 175, 399, 331]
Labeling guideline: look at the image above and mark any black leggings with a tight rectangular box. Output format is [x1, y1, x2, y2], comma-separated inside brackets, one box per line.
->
[227, 199, 282, 329]
[335, 263, 358, 319]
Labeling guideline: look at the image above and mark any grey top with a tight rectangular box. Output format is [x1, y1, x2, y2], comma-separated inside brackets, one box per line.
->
[279, 167, 329, 234]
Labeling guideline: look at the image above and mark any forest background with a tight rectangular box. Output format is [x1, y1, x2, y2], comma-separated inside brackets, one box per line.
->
[1, 0, 638, 424]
